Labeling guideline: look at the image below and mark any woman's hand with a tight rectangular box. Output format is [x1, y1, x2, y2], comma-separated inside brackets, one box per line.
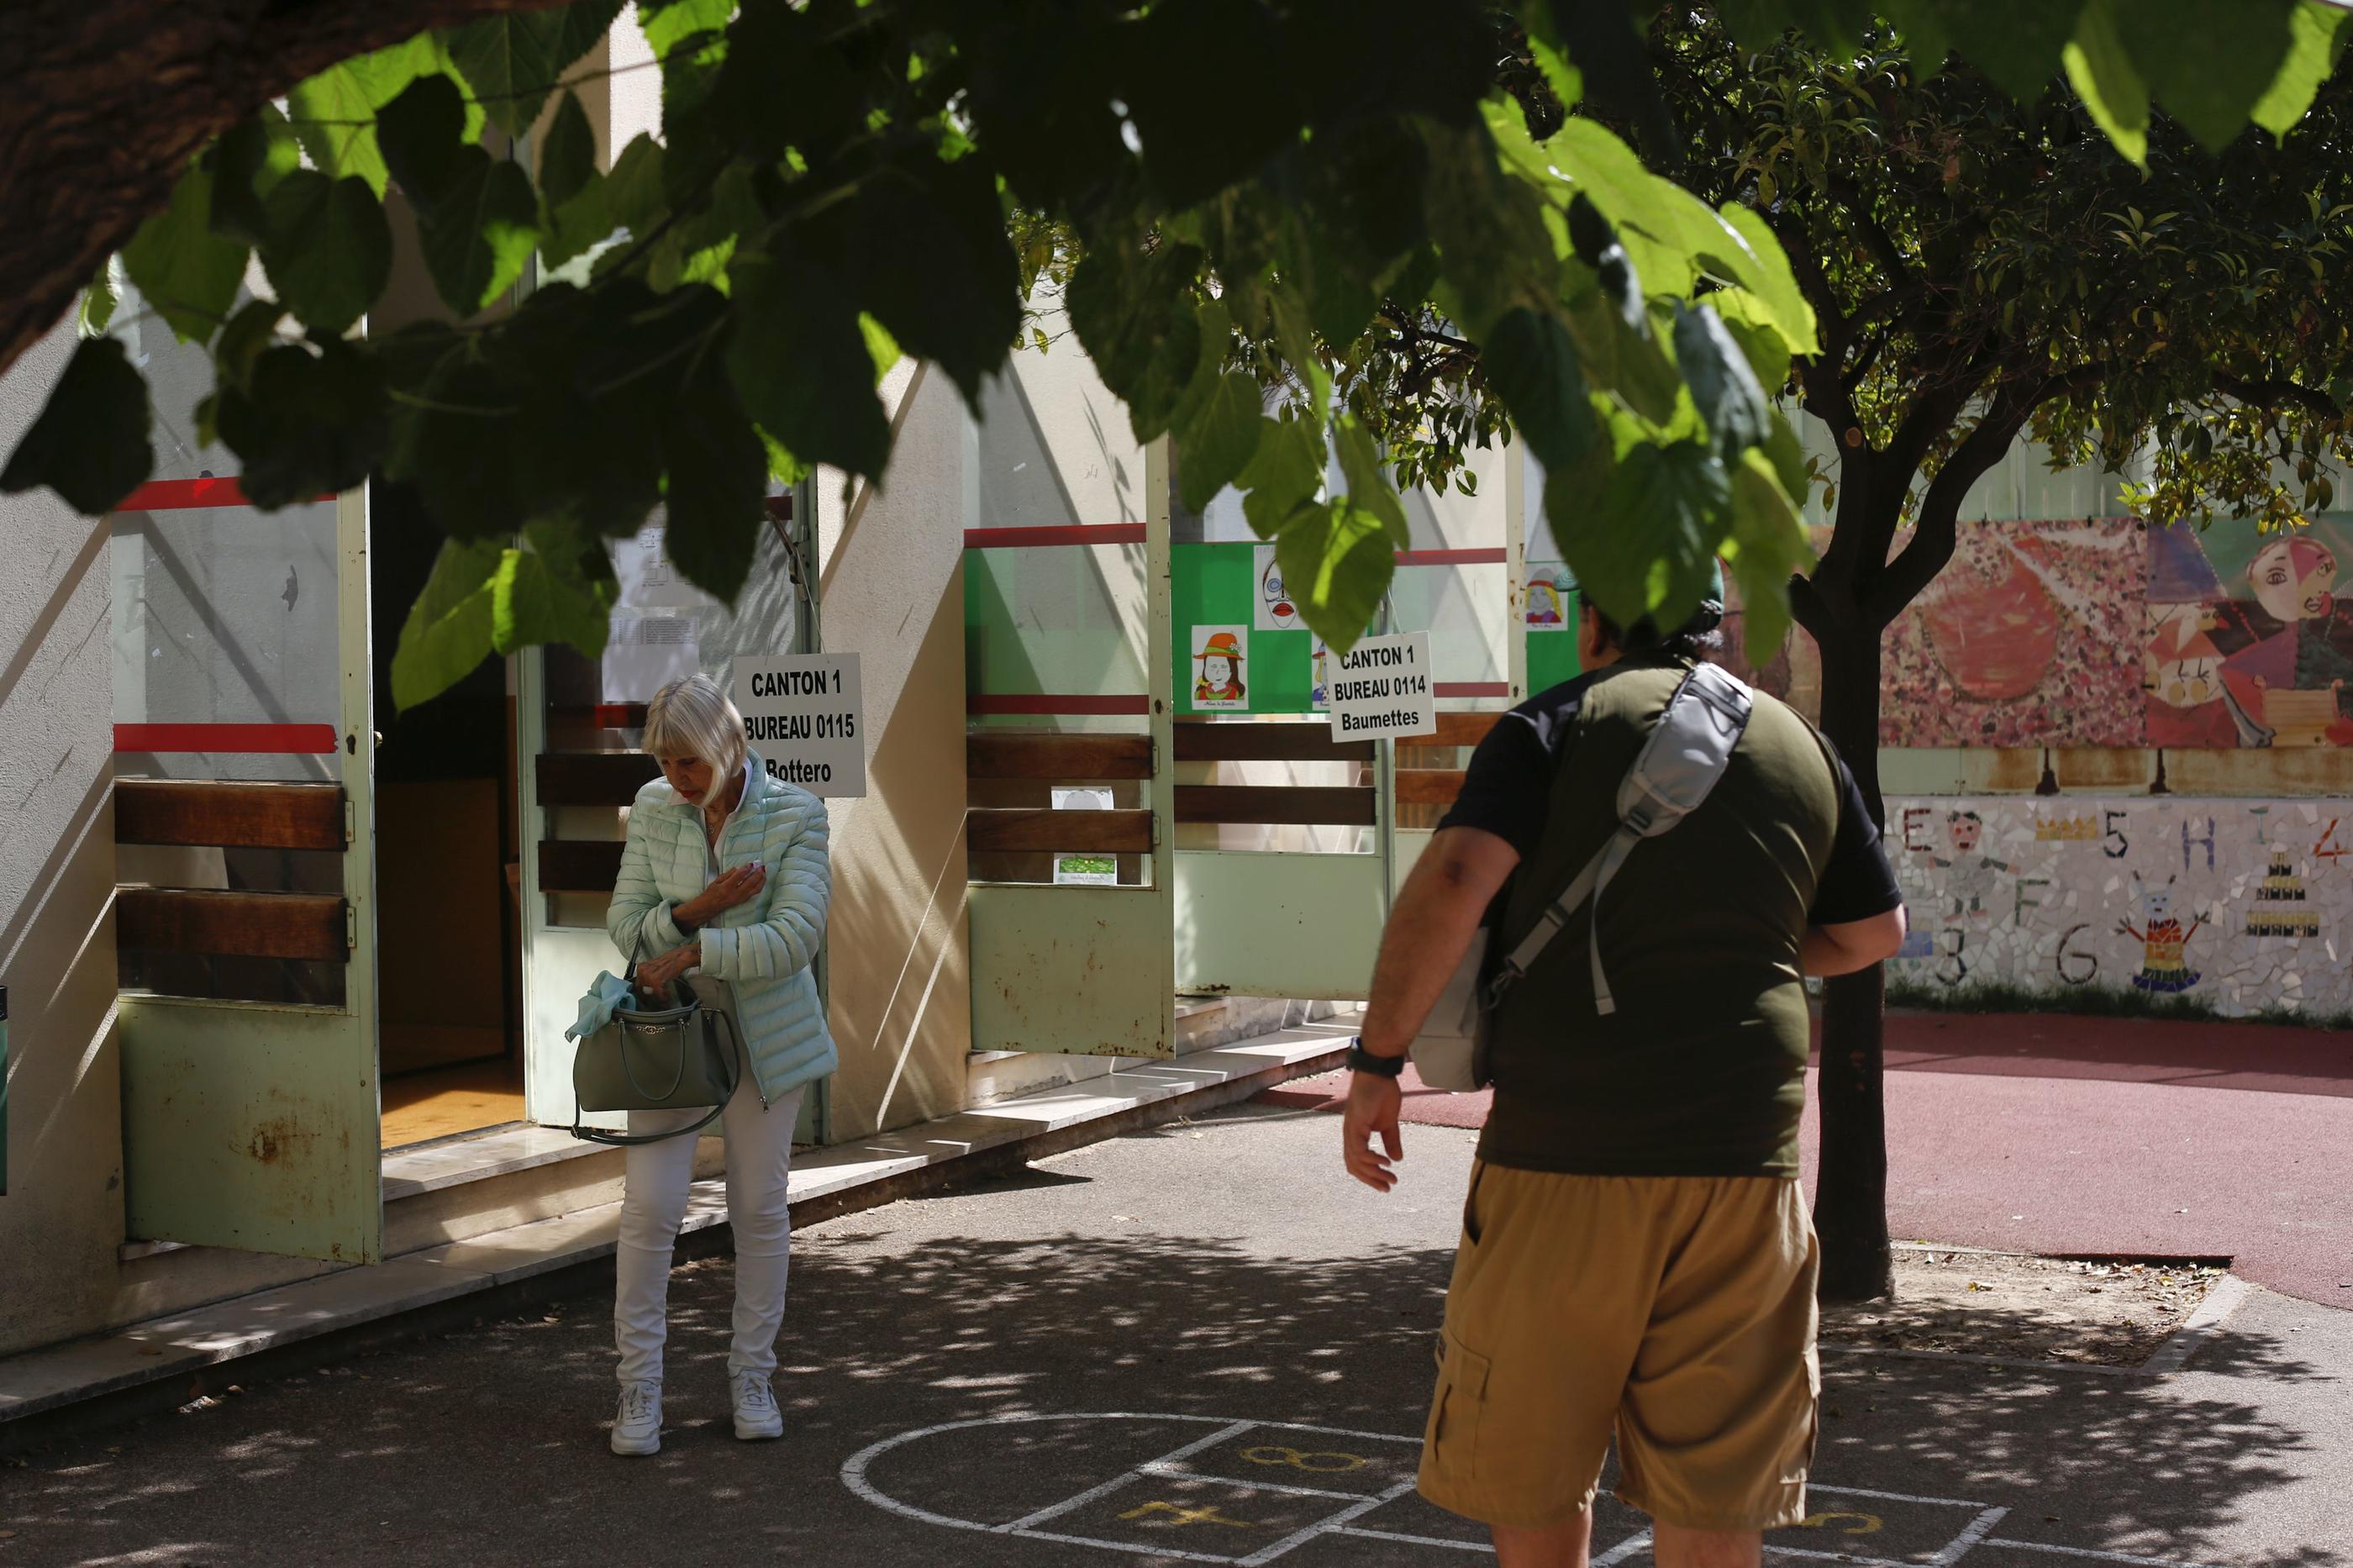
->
[636, 942, 703, 1002]
[676, 863, 766, 928]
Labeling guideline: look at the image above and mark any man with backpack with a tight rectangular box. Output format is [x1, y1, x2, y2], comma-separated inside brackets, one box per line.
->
[1340, 575, 1907, 1568]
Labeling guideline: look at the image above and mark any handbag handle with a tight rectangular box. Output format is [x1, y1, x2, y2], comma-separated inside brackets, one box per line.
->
[616, 1013, 692, 1102]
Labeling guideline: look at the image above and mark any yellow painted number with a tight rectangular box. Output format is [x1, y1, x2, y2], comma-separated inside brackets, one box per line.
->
[1120, 1501, 1258, 1529]
[1239, 1445, 1371, 1474]
[1799, 1511, 1884, 1536]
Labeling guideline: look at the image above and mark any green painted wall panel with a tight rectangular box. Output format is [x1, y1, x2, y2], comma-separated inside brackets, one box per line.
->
[119, 998, 382, 1263]
[1174, 851, 1386, 999]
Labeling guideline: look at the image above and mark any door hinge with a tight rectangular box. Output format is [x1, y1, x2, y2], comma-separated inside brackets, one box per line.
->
[346, 902, 359, 950]
[344, 799, 356, 846]
[1150, 813, 1162, 850]
[1149, 736, 1161, 776]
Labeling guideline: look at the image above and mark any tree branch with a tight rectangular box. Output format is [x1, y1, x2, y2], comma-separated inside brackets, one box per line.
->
[1867, 361, 2113, 624]
[0, 0, 573, 381]
[2212, 371, 2344, 422]
[1759, 203, 1861, 436]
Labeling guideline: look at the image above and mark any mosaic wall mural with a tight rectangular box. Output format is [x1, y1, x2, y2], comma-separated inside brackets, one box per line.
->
[1880, 519, 2148, 749]
[1887, 796, 2353, 1016]
[2145, 515, 2353, 749]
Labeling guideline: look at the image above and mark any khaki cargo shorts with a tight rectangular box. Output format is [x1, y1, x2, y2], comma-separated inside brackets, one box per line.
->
[1417, 1162, 1820, 1533]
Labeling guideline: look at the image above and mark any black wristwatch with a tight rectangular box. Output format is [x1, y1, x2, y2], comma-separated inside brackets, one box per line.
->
[1347, 1038, 1407, 1077]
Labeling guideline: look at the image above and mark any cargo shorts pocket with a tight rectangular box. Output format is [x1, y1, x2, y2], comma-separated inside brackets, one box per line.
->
[1420, 1327, 1493, 1496]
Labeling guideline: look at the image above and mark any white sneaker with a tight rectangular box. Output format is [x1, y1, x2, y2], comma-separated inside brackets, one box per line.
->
[732, 1373, 783, 1441]
[611, 1379, 662, 1456]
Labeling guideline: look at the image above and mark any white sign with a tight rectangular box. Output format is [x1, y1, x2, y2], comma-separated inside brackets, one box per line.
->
[603, 522, 713, 701]
[734, 654, 866, 797]
[1050, 788, 1119, 886]
[1328, 631, 1436, 740]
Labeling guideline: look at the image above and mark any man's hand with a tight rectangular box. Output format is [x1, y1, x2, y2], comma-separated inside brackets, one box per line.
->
[1341, 1070, 1405, 1192]
[636, 942, 703, 1001]
[677, 864, 766, 928]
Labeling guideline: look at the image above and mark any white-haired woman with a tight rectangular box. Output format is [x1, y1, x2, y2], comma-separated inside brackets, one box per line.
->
[604, 673, 837, 1456]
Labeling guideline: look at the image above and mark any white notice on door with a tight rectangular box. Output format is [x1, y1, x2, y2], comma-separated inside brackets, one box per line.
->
[1327, 632, 1436, 741]
[734, 655, 866, 797]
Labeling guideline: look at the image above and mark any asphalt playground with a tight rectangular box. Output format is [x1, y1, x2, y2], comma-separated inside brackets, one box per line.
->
[3, 1098, 2346, 1567]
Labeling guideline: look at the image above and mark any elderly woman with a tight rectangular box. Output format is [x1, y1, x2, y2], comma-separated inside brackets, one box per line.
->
[604, 673, 837, 1457]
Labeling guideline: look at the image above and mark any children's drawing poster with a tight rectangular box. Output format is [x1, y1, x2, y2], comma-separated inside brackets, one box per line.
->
[1524, 560, 1582, 695]
[1254, 545, 1303, 631]
[1309, 637, 1332, 710]
[1190, 625, 1250, 710]
[1171, 543, 1317, 714]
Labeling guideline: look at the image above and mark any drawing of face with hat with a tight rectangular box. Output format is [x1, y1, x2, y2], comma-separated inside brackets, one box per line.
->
[1193, 629, 1247, 707]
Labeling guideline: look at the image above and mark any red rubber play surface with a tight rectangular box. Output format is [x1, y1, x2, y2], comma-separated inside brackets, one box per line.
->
[1256, 1010, 2353, 1305]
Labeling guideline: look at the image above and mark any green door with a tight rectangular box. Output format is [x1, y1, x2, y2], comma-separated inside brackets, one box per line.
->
[114, 461, 382, 1264]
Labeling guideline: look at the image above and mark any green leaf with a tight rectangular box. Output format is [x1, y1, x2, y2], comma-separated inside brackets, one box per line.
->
[2063, 0, 2150, 166]
[726, 243, 892, 481]
[859, 314, 903, 385]
[1725, 450, 1816, 661]
[640, 0, 734, 57]
[1333, 416, 1407, 548]
[1548, 437, 1729, 631]
[1275, 499, 1393, 652]
[603, 134, 670, 238]
[120, 159, 250, 343]
[77, 260, 120, 337]
[660, 376, 768, 602]
[1268, 287, 1334, 418]
[1673, 303, 1770, 459]
[287, 37, 476, 199]
[258, 172, 392, 336]
[1237, 414, 1325, 539]
[1065, 239, 1205, 442]
[1932, 0, 2090, 105]
[840, 152, 1023, 405]
[1761, 408, 1811, 507]
[1708, 204, 1819, 358]
[540, 90, 599, 210]
[212, 300, 286, 393]
[213, 338, 390, 508]
[1528, 34, 1582, 115]
[376, 71, 470, 203]
[445, 1, 624, 139]
[421, 157, 543, 316]
[0, 336, 153, 513]
[209, 105, 304, 246]
[1167, 297, 1232, 438]
[392, 538, 505, 710]
[1561, 253, 1679, 426]
[2252, 1, 2353, 137]
[1176, 373, 1265, 514]
[1420, 118, 1556, 341]
[494, 538, 613, 657]
[2119, 0, 2299, 151]
[1480, 307, 1591, 473]
[1706, 288, 1796, 396]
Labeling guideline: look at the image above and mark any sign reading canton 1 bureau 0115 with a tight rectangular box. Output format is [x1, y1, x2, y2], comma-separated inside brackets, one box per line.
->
[1327, 632, 1436, 740]
[734, 655, 866, 797]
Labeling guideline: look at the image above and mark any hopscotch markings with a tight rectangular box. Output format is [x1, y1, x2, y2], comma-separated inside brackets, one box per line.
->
[1235, 1479, 1420, 1567]
[1591, 1532, 1654, 1566]
[1931, 1507, 2010, 1567]
[1005, 1418, 1261, 1532]
[842, 1412, 2221, 1566]
[1976, 1541, 2228, 1568]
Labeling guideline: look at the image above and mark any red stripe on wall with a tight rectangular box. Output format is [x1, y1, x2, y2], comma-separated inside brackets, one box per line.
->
[964, 524, 1148, 550]
[1394, 549, 1508, 566]
[116, 723, 340, 755]
[1434, 682, 1510, 699]
[114, 477, 339, 511]
[967, 694, 1152, 716]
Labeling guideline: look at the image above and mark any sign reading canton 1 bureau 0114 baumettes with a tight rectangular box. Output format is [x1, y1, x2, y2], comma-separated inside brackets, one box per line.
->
[1328, 632, 1436, 740]
[734, 655, 866, 797]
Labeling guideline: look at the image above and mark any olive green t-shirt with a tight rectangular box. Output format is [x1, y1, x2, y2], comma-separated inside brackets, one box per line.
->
[1434, 655, 1900, 1177]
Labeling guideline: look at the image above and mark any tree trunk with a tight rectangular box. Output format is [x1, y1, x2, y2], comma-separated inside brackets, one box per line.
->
[0, 0, 568, 382]
[1810, 615, 1896, 1302]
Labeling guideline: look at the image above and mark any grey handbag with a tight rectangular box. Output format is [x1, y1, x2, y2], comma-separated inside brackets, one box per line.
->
[568, 959, 744, 1147]
[1411, 663, 1754, 1092]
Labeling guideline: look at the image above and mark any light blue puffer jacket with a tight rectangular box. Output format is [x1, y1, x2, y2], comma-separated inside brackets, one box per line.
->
[607, 752, 838, 1104]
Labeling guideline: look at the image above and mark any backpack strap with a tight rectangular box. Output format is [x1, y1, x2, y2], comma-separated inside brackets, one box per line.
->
[1488, 662, 1753, 1016]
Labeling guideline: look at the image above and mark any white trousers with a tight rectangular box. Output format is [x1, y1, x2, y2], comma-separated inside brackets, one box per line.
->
[613, 1076, 806, 1386]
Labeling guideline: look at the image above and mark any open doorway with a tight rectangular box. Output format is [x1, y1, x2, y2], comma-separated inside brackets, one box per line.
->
[369, 477, 527, 1150]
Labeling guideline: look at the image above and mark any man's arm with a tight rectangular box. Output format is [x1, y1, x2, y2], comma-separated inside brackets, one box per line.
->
[1343, 826, 1520, 1193]
[1800, 907, 1908, 976]
[1358, 826, 1523, 1055]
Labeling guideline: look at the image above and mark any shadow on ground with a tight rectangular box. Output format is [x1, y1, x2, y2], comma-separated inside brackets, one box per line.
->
[0, 1139, 2336, 1567]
